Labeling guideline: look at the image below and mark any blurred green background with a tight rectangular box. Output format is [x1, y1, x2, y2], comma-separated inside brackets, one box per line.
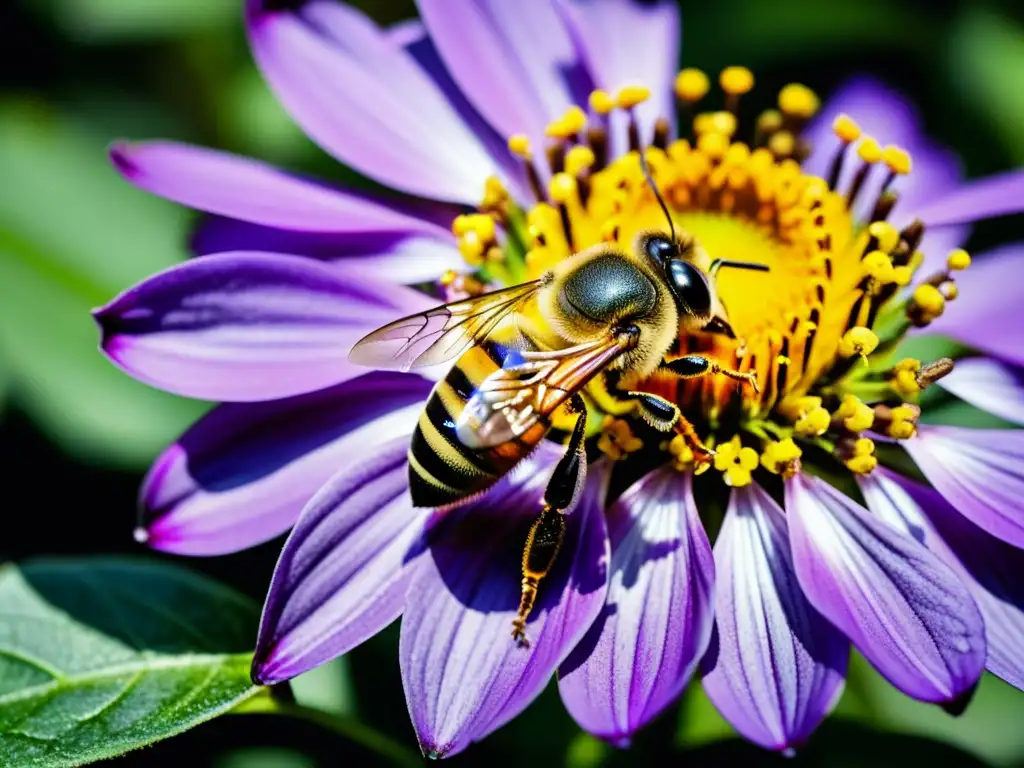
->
[1, 0, 1023, 765]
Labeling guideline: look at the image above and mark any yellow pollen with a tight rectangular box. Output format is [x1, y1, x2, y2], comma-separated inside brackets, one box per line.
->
[675, 68, 710, 102]
[795, 405, 831, 437]
[893, 265, 913, 286]
[720, 66, 754, 95]
[508, 134, 532, 158]
[714, 435, 758, 487]
[843, 437, 878, 474]
[863, 251, 896, 286]
[942, 282, 959, 301]
[912, 284, 945, 317]
[882, 145, 912, 175]
[868, 221, 900, 253]
[778, 83, 820, 119]
[481, 176, 509, 210]
[565, 145, 596, 177]
[947, 248, 971, 271]
[888, 404, 919, 439]
[694, 110, 738, 137]
[857, 136, 883, 164]
[768, 131, 796, 159]
[697, 130, 729, 159]
[891, 358, 923, 396]
[546, 107, 587, 139]
[591, 91, 615, 116]
[617, 85, 651, 109]
[835, 394, 875, 433]
[597, 416, 644, 461]
[548, 172, 578, 204]
[832, 113, 861, 143]
[838, 327, 879, 362]
[760, 438, 803, 479]
[667, 434, 695, 472]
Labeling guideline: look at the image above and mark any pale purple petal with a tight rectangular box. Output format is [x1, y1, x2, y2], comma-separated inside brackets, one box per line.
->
[702, 483, 847, 752]
[191, 218, 462, 285]
[937, 357, 1024, 426]
[785, 472, 985, 703]
[109, 141, 449, 237]
[904, 425, 1024, 548]
[140, 372, 430, 556]
[93, 251, 431, 402]
[558, 0, 680, 153]
[860, 469, 1024, 690]
[925, 244, 1024, 366]
[415, 0, 584, 149]
[559, 467, 714, 741]
[401, 446, 609, 758]
[909, 169, 1024, 228]
[253, 436, 426, 684]
[246, 0, 500, 204]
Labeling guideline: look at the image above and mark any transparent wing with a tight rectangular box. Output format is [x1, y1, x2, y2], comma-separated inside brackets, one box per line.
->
[456, 335, 633, 449]
[348, 280, 543, 371]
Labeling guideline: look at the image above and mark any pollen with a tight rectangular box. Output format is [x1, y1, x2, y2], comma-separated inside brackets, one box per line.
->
[760, 438, 802, 479]
[868, 221, 900, 252]
[885, 404, 920, 439]
[597, 416, 644, 461]
[508, 134, 532, 158]
[565, 145, 596, 177]
[617, 85, 651, 109]
[910, 284, 945, 323]
[667, 433, 695, 471]
[795, 404, 831, 437]
[835, 394, 875, 432]
[891, 358, 922, 396]
[882, 145, 912, 175]
[548, 173, 578, 204]
[857, 136, 883, 164]
[838, 327, 879, 361]
[589, 89, 615, 115]
[719, 66, 754, 95]
[778, 83, 819, 119]
[833, 113, 861, 143]
[675, 68, 709, 102]
[947, 248, 972, 271]
[714, 435, 759, 487]
[841, 437, 878, 474]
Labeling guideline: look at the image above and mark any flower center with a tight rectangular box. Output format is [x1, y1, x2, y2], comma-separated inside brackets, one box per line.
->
[446, 67, 968, 486]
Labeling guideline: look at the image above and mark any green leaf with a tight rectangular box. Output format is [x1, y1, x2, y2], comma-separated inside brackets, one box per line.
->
[290, 657, 356, 718]
[0, 557, 263, 767]
[0, 101, 205, 469]
[28, 0, 238, 41]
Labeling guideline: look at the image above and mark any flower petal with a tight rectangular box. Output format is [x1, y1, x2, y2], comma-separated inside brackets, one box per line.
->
[785, 472, 985, 703]
[141, 372, 430, 555]
[908, 169, 1024, 228]
[904, 425, 1024, 548]
[702, 483, 847, 752]
[414, 0, 583, 148]
[558, 467, 713, 742]
[936, 357, 1024, 426]
[94, 251, 430, 402]
[191, 217, 462, 285]
[109, 141, 451, 236]
[860, 469, 1024, 690]
[925, 244, 1024, 366]
[401, 446, 609, 758]
[246, 0, 500, 204]
[253, 435, 426, 684]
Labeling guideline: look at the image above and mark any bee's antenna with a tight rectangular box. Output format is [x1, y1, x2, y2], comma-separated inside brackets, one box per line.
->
[637, 149, 677, 246]
[708, 259, 771, 276]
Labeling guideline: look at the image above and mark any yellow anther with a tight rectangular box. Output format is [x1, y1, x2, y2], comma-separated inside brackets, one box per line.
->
[888, 404, 919, 439]
[439, 269, 458, 287]
[836, 394, 875, 433]
[720, 66, 754, 95]
[882, 145, 912, 175]
[466, 213, 496, 242]
[589, 89, 615, 115]
[599, 217, 621, 243]
[548, 172, 578, 204]
[947, 248, 971, 271]
[760, 438, 803, 479]
[508, 134, 532, 158]
[565, 145, 596, 177]
[714, 435, 759, 487]
[843, 438, 877, 474]
[768, 131, 795, 158]
[697, 130, 729, 159]
[452, 214, 470, 236]
[857, 136, 883, 164]
[868, 221, 900, 253]
[694, 110, 737, 137]
[457, 234, 485, 265]
[562, 105, 587, 134]
[675, 68, 710, 102]
[795, 405, 831, 437]
[481, 176, 508, 209]
[912, 284, 945, 316]
[892, 266, 913, 286]
[597, 416, 644, 461]
[863, 251, 895, 284]
[838, 327, 879, 361]
[667, 434, 695, 472]
[617, 85, 651, 109]
[891, 358, 923, 397]
[778, 83, 819, 119]
[832, 113, 861, 143]
[941, 281, 959, 301]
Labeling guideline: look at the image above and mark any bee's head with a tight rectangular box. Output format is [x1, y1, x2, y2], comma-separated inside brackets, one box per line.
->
[640, 232, 713, 321]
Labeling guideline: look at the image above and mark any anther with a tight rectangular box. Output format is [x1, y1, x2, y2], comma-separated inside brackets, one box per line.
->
[908, 284, 945, 326]
[720, 66, 754, 114]
[617, 85, 651, 110]
[874, 403, 920, 439]
[882, 145, 912, 187]
[589, 89, 615, 116]
[846, 136, 881, 208]
[565, 145, 595, 177]
[754, 109, 783, 147]
[760, 438, 802, 479]
[768, 130, 796, 161]
[676, 68, 710, 104]
[837, 436, 877, 474]
[838, 326, 879, 362]
[827, 113, 860, 190]
[947, 248, 971, 271]
[508, 134, 547, 203]
[834, 394, 875, 433]
[868, 222, 900, 253]
[713, 435, 759, 487]
[917, 357, 954, 388]
[694, 110, 737, 137]
[778, 83, 819, 128]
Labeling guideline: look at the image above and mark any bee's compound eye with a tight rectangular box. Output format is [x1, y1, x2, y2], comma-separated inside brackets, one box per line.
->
[644, 235, 676, 265]
[667, 259, 712, 317]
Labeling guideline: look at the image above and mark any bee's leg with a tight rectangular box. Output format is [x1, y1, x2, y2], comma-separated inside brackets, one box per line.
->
[630, 392, 715, 463]
[512, 396, 588, 649]
[661, 354, 760, 394]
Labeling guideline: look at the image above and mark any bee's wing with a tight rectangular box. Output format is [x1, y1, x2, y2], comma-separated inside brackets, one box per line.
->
[456, 336, 632, 449]
[348, 280, 543, 371]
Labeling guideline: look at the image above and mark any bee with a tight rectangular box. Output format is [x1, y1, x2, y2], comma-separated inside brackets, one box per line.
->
[349, 162, 767, 647]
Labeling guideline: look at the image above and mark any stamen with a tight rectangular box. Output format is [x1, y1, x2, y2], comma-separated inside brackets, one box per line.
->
[653, 117, 671, 150]
[617, 86, 651, 152]
[837, 436, 877, 474]
[833, 394, 875, 432]
[676, 68, 710, 104]
[908, 283, 945, 326]
[586, 126, 609, 170]
[827, 113, 861, 189]
[890, 358, 923, 397]
[547, 172, 579, 251]
[760, 438, 802, 479]
[846, 135, 882, 208]
[719, 66, 754, 115]
[589, 89, 615, 117]
[873, 403, 920, 439]
[597, 416, 643, 461]
[881, 145, 912, 192]
[838, 326, 879, 363]
[508, 134, 546, 202]
[754, 109, 783, 148]
[778, 83, 819, 133]
[452, 213, 497, 266]
[713, 435, 759, 487]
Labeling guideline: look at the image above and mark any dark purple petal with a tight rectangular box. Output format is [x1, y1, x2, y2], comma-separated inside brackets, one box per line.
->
[109, 141, 450, 236]
[558, 0, 680, 156]
[702, 483, 847, 752]
[253, 436, 425, 684]
[937, 357, 1024, 426]
[909, 169, 1024, 228]
[401, 446, 609, 758]
[558, 467, 713, 742]
[246, 0, 500, 204]
[414, 0, 583, 149]
[861, 469, 1024, 690]
[904, 425, 1024, 548]
[925, 245, 1024, 366]
[140, 372, 431, 555]
[785, 472, 985, 703]
[93, 251, 430, 402]
[191, 217, 462, 284]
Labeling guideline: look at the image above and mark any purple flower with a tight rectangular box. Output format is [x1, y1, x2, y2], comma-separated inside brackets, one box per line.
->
[95, 0, 1024, 758]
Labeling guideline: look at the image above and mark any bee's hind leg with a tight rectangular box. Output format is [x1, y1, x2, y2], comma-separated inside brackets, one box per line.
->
[630, 391, 715, 465]
[512, 396, 588, 649]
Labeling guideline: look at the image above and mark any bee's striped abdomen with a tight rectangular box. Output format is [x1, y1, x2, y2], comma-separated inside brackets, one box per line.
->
[408, 342, 544, 508]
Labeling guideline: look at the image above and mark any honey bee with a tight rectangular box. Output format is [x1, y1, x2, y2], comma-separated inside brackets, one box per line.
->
[349, 166, 767, 647]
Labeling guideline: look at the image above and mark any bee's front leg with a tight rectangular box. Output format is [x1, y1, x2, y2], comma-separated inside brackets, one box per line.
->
[512, 396, 588, 649]
[661, 355, 760, 394]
